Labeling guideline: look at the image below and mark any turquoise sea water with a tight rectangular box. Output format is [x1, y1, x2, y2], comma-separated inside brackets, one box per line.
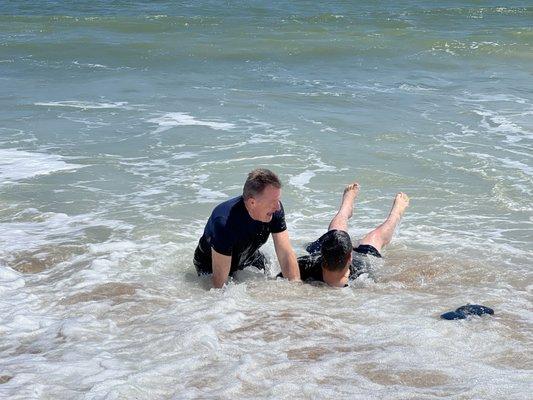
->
[1, 1, 532, 399]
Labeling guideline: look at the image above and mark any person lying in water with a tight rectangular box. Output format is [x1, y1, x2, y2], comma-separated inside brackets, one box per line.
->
[280, 183, 409, 287]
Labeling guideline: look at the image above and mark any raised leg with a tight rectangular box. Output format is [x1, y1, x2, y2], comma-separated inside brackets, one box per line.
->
[328, 182, 360, 232]
[358, 192, 409, 252]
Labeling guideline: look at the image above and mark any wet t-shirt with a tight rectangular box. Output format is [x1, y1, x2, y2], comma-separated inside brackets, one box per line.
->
[194, 196, 286, 274]
[296, 245, 381, 283]
[296, 253, 324, 282]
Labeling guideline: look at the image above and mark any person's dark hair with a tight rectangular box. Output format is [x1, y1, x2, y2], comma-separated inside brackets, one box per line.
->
[243, 168, 282, 200]
[321, 230, 352, 271]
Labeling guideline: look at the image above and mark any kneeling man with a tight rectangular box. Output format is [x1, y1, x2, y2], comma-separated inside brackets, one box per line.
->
[194, 168, 301, 288]
[284, 183, 409, 287]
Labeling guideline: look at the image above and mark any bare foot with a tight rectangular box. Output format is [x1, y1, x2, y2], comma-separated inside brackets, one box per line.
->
[339, 182, 360, 219]
[390, 192, 409, 218]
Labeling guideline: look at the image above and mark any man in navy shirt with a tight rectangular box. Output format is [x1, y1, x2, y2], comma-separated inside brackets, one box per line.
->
[194, 168, 301, 288]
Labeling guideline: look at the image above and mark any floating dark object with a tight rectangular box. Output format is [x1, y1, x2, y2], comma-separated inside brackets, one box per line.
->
[440, 304, 494, 320]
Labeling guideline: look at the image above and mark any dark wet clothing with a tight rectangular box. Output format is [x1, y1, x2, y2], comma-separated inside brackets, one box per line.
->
[296, 231, 382, 283]
[194, 196, 286, 275]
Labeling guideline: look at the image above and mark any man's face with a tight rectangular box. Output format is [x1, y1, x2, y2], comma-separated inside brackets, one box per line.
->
[248, 185, 281, 223]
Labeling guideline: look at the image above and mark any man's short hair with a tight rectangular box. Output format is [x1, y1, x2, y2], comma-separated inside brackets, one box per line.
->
[243, 168, 282, 200]
[321, 230, 352, 271]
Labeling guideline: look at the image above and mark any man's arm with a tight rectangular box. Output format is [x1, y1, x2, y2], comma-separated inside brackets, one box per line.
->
[211, 248, 232, 288]
[272, 230, 301, 281]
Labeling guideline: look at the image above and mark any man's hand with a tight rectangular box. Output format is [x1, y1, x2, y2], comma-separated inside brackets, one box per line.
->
[272, 230, 301, 281]
[211, 248, 232, 288]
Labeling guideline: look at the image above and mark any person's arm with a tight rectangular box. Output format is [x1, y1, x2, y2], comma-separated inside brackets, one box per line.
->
[272, 230, 301, 281]
[211, 248, 232, 288]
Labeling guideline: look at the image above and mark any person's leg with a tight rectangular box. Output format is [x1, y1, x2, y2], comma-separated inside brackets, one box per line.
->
[306, 183, 359, 254]
[357, 192, 409, 253]
[328, 182, 360, 232]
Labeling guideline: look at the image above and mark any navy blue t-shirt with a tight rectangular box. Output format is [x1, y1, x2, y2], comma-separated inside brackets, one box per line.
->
[194, 196, 286, 274]
[296, 249, 377, 283]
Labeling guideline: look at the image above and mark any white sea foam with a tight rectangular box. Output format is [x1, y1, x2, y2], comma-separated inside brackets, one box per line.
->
[459, 92, 529, 104]
[0, 212, 132, 257]
[135, 188, 167, 197]
[289, 171, 316, 189]
[398, 83, 436, 92]
[314, 158, 337, 173]
[72, 60, 111, 69]
[0, 220, 530, 400]
[468, 152, 533, 177]
[148, 112, 235, 133]
[34, 101, 131, 110]
[196, 187, 227, 203]
[172, 151, 198, 160]
[471, 108, 532, 143]
[0, 266, 25, 295]
[0, 148, 84, 184]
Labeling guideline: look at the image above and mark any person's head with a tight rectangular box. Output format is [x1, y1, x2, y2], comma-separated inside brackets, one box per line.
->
[243, 168, 282, 222]
[321, 230, 352, 272]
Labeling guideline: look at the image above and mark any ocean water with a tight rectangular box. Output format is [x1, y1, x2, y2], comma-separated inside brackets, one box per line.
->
[0, 1, 532, 398]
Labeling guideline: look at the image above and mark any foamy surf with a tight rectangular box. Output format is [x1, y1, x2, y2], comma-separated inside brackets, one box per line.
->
[289, 171, 316, 190]
[0, 149, 84, 184]
[147, 112, 235, 133]
[34, 101, 132, 110]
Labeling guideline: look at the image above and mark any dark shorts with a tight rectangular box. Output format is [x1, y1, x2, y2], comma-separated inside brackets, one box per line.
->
[194, 246, 267, 276]
[351, 244, 381, 277]
[353, 244, 382, 258]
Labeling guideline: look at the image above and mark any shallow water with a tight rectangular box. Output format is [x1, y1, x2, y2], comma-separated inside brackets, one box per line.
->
[1, 1, 532, 399]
